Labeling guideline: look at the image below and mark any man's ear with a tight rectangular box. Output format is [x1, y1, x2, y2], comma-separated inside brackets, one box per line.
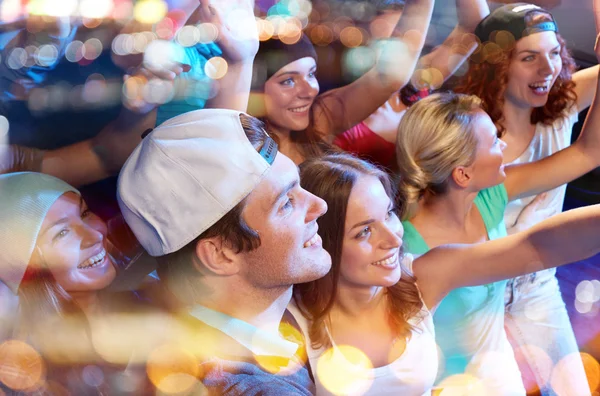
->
[451, 166, 472, 189]
[193, 237, 240, 276]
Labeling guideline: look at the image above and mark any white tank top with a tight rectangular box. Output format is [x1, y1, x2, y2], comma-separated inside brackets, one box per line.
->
[288, 299, 438, 395]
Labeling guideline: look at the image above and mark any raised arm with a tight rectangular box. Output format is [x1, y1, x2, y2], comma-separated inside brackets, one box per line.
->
[414, 0, 486, 89]
[313, 0, 434, 136]
[414, 203, 600, 309]
[201, 0, 258, 111]
[504, 43, 600, 201]
[571, 0, 600, 111]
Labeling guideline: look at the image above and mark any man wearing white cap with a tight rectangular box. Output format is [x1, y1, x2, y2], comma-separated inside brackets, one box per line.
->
[117, 109, 332, 393]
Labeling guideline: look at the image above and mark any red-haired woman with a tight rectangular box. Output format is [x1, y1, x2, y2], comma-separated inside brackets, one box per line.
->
[454, 2, 600, 393]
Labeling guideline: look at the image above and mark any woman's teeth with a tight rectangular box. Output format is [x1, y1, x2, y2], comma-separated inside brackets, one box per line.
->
[373, 253, 398, 268]
[529, 82, 550, 93]
[289, 105, 310, 113]
[78, 249, 106, 269]
[304, 234, 321, 248]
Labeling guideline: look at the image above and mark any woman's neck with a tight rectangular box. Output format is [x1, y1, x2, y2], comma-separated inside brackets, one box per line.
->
[415, 188, 478, 231]
[70, 291, 102, 318]
[501, 98, 534, 138]
[332, 281, 387, 318]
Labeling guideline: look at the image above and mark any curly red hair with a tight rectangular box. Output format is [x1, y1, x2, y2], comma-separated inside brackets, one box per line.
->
[454, 32, 577, 137]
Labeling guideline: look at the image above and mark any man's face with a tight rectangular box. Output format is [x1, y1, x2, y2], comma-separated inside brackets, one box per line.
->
[237, 153, 332, 288]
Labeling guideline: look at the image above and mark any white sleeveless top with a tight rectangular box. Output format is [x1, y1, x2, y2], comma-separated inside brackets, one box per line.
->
[289, 261, 438, 396]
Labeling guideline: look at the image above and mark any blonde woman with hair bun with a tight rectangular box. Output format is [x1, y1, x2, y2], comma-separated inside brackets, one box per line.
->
[395, 87, 600, 393]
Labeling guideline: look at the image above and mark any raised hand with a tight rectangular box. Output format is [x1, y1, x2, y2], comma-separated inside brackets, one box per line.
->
[196, 0, 259, 64]
[508, 193, 559, 235]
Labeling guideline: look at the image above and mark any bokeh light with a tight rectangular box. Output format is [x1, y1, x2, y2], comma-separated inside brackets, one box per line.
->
[343, 46, 375, 79]
[176, 25, 200, 47]
[340, 26, 363, 48]
[316, 345, 374, 395]
[146, 344, 200, 394]
[205, 57, 228, 80]
[551, 352, 600, 394]
[133, 0, 167, 24]
[0, 340, 46, 392]
[80, 0, 114, 19]
[436, 373, 487, 395]
[35, 44, 58, 67]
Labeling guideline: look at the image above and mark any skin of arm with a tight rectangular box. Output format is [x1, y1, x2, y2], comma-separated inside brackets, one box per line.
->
[312, 0, 435, 136]
[414, 202, 600, 309]
[503, 65, 600, 201]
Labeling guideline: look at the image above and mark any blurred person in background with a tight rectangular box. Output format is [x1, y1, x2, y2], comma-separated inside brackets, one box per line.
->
[334, 0, 489, 171]
[249, 0, 434, 165]
[454, 2, 600, 393]
[1, 0, 256, 188]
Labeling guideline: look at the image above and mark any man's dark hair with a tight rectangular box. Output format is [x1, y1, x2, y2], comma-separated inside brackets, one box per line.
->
[156, 115, 270, 290]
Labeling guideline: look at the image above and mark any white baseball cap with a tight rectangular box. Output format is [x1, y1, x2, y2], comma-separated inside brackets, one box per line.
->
[117, 109, 277, 257]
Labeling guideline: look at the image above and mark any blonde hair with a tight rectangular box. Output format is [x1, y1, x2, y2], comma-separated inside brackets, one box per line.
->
[396, 92, 482, 219]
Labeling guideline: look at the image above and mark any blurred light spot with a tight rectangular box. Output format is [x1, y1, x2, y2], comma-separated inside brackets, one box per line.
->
[0, 340, 46, 391]
[24, 45, 37, 67]
[83, 38, 103, 61]
[375, 39, 410, 81]
[66, 40, 85, 62]
[80, 0, 113, 19]
[82, 365, 104, 387]
[156, 16, 176, 40]
[143, 78, 174, 105]
[340, 26, 363, 48]
[144, 40, 185, 74]
[551, 352, 598, 395]
[197, 23, 218, 44]
[254, 322, 305, 375]
[28, 0, 77, 17]
[176, 25, 200, 47]
[310, 24, 334, 46]
[316, 345, 374, 395]
[437, 374, 486, 395]
[133, 32, 155, 53]
[370, 18, 393, 39]
[1, 0, 24, 22]
[257, 18, 275, 41]
[448, 53, 470, 77]
[28, 88, 50, 112]
[146, 344, 199, 394]
[0, 116, 9, 137]
[482, 42, 503, 64]
[133, 0, 167, 24]
[122, 76, 147, 102]
[35, 44, 58, 67]
[205, 57, 228, 80]
[82, 16, 102, 29]
[112, 0, 133, 21]
[583, 353, 600, 392]
[7, 47, 26, 69]
[47, 84, 69, 111]
[493, 30, 515, 51]
[575, 299, 593, 314]
[513, 345, 553, 393]
[577, 280, 596, 303]
[83, 78, 108, 104]
[343, 46, 375, 78]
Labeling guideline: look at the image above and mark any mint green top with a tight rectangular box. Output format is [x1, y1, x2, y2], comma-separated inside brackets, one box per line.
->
[402, 184, 522, 390]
